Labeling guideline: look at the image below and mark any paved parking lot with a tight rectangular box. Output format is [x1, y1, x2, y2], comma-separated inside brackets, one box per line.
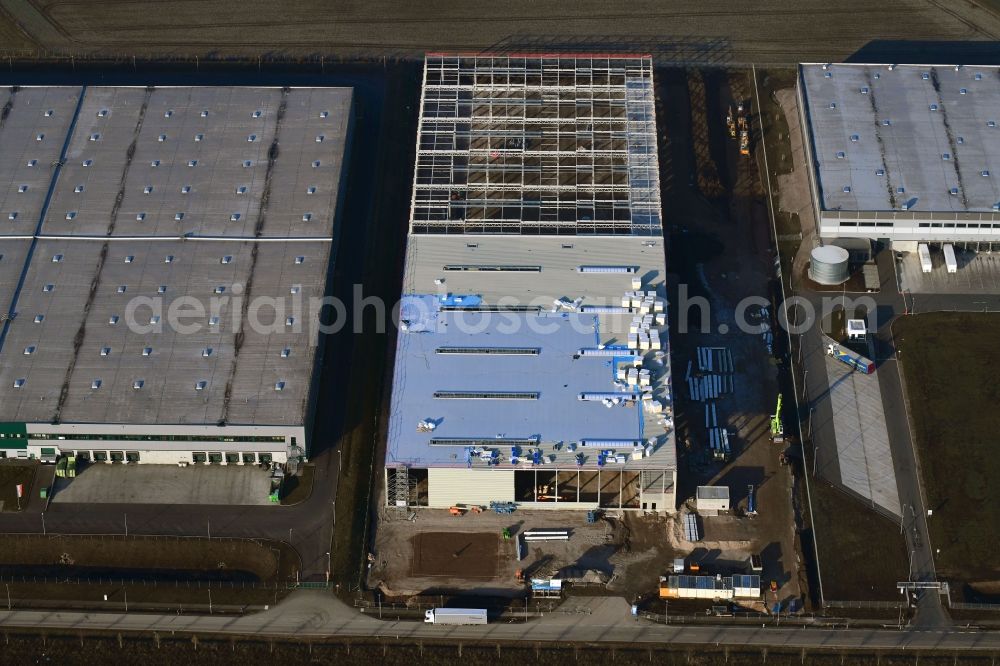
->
[51, 464, 273, 506]
[899, 248, 1000, 295]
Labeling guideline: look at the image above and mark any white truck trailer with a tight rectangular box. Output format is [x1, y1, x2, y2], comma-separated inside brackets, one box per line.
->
[943, 243, 958, 274]
[918, 243, 933, 273]
[424, 608, 488, 624]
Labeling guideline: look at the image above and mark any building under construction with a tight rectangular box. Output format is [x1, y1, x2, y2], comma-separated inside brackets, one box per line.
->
[0, 85, 353, 465]
[385, 55, 677, 511]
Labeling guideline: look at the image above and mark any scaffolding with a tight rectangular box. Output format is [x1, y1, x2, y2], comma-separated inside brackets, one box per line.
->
[386, 466, 414, 509]
[411, 55, 662, 236]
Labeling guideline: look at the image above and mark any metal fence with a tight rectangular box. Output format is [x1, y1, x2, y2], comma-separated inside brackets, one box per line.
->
[637, 610, 808, 626]
[0, 531, 283, 545]
[825, 599, 907, 610]
[949, 601, 1000, 612]
[353, 598, 560, 611]
[0, 575, 288, 589]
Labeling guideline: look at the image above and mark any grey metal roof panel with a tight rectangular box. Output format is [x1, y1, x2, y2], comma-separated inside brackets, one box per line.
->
[403, 234, 666, 312]
[0, 87, 82, 237]
[0, 240, 31, 318]
[0, 86, 352, 430]
[0, 240, 103, 422]
[801, 64, 1000, 214]
[38, 86, 352, 239]
[45, 86, 147, 236]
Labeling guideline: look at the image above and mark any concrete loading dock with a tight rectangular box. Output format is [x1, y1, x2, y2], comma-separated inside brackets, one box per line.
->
[51, 463, 273, 505]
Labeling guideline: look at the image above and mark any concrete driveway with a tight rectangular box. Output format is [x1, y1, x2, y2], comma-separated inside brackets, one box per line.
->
[51, 464, 273, 506]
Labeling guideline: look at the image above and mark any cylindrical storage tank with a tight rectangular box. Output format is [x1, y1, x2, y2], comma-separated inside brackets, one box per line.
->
[808, 245, 850, 285]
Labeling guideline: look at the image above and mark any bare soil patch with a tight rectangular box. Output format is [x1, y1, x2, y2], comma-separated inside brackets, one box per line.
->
[410, 532, 498, 579]
[0, 462, 36, 511]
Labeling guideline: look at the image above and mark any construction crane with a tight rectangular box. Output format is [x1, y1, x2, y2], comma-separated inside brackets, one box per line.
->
[726, 105, 736, 139]
[770, 393, 784, 443]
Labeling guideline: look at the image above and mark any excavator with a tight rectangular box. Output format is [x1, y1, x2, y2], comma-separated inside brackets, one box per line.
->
[736, 101, 750, 156]
[770, 393, 784, 443]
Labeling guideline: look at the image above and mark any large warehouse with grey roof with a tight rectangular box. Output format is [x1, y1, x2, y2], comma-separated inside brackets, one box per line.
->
[0, 85, 352, 465]
[385, 55, 677, 512]
[798, 63, 1000, 245]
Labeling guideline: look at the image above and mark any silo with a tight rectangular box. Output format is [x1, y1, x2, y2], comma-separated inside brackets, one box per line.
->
[809, 245, 850, 285]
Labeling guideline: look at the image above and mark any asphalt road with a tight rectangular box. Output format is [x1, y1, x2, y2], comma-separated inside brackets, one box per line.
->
[1, 591, 997, 650]
[868, 248, 944, 628]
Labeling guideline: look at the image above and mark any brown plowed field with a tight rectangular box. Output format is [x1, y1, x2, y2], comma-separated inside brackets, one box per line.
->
[2, 1, 999, 64]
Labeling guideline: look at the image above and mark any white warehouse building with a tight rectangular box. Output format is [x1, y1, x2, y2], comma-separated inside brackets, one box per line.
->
[384, 55, 678, 512]
[0, 85, 353, 465]
[798, 63, 1000, 248]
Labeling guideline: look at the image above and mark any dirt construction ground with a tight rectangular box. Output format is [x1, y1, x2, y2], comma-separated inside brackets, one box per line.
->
[3, 0, 1000, 64]
[658, 67, 805, 610]
[371, 509, 672, 599]
[410, 532, 500, 579]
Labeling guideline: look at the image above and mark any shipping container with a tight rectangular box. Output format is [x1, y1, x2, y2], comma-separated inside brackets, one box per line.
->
[918, 243, 932, 273]
[943, 243, 957, 273]
[424, 608, 488, 624]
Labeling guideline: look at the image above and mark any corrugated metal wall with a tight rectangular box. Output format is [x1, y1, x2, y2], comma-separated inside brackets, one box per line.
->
[427, 468, 515, 507]
[696, 498, 729, 512]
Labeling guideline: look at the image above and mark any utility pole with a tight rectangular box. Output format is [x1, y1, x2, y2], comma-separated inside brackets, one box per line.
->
[124, 513, 128, 537]
[5, 583, 10, 610]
